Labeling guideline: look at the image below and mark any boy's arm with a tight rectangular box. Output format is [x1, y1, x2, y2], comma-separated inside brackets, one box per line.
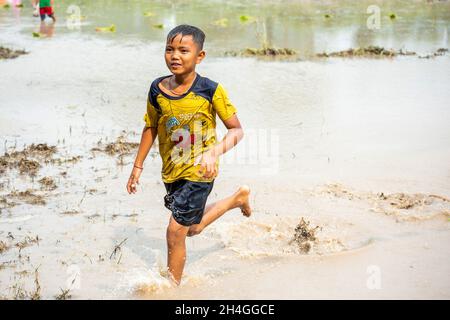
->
[200, 114, 243, 179]
[127, 126, 157, 194]
[134, 126, 157, 167]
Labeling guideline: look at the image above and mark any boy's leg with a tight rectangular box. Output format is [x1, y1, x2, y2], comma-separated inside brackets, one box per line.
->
[49, 13, 56, 22]
[166, 216, 189, 285]
[187, 185, 251, 237]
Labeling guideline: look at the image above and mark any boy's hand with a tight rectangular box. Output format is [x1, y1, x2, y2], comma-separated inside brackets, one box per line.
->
[199, 150, 217, 179]
[127, 167, 142, 194]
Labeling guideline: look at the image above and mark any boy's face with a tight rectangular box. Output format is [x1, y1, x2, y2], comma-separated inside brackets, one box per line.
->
[165, 34, 205, 76]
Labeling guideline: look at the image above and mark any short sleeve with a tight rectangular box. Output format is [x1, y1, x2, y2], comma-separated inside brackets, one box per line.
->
[212, 83, 237, 121]
[143, 99, 159, 128]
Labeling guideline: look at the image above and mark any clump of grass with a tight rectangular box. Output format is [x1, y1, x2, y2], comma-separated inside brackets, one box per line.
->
[55, 288, 72, 300]
[245, 47, 296, 56]
[318, 46, 448, 59]
[91, 134, 139, 160]
[12, 284, 27, 300]
[239, 15, 255, 23]
[18, 158, 41, 176]
[418, 48, 449, 59]
[10, 267, 41, 300]
[1, 143, 57, 176]
[38, 177, 57, 191]
[8, 190, 46, 205]
[317, 46, 407, 58]
[0, 196, 17, 213]
[95, 24, 116, 32]
[30, 268, 41, 300]
[0, 46, 28, 59]
[0, 158, 8, 174]
[0, 240, 9, 254]
[225, 46, 297, 58]
[15, 235, 40, 251]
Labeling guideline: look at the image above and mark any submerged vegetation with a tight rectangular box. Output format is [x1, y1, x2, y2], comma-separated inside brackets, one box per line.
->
[95, 24, 116, 32]
[316, 46, 448, 59]
[91, 134, 139, 157]
[0, 46, 27, 60]
[317, 46, 409, 58]
[7, 190, 46, 206]
[0, 143, 57, 176]
[225, 47, 297, 58]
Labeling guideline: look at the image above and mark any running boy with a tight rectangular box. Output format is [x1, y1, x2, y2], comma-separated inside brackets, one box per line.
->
[127, 25, 251, 285]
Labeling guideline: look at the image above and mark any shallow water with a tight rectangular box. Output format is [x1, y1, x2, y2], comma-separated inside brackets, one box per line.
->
[1, 0, 450, 299]
[1, 0, 449, 56]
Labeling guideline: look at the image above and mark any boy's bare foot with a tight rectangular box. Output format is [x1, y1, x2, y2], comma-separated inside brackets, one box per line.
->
[235, 185, 252, 217]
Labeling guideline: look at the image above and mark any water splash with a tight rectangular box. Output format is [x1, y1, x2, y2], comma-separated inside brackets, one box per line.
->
[205, 215, 371, 258]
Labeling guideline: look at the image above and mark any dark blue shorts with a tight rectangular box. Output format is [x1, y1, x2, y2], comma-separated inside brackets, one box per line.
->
[164, 179, 214, 227]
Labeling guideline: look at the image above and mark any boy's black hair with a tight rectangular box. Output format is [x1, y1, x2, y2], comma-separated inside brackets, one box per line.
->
[166, 24, 205, 50]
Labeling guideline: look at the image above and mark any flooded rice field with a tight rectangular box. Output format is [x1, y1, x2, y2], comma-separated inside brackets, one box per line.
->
[0, 0, 449, 299]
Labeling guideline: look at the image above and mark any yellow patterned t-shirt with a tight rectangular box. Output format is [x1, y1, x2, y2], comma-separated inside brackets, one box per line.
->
[143, 73, 237, 183]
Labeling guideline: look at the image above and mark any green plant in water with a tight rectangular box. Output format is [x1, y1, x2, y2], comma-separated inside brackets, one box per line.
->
[3, 4, 11, 8]
[143, 11, 155, 17]
[239, 15, 255, 24]
[32, 32, 41, 38]
[389, 13, 396, 19]
[240, 15, 249, 22]
[95, 24, 116, 32]
[153, 24, 164, 29]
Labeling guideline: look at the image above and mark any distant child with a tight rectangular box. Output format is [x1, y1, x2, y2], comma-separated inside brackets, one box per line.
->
[33, 0, 55, 22]
[127, 25, 252, 285]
